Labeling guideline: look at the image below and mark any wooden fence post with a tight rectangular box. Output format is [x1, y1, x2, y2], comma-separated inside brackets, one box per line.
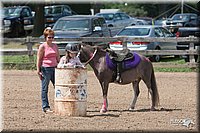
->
[189, 42, 195, 64]
[122, 37, 127, 50]
[197, 46, 200, 63]
[26, 36, 34, 62]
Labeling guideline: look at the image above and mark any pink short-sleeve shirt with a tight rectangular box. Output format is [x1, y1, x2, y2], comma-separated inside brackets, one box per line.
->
[41, 43, 58, 67]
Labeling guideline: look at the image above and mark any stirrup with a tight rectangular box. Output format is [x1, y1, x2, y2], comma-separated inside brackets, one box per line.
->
[116, 74, 122, 83]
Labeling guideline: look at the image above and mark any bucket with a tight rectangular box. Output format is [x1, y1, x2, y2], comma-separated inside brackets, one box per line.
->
[54, 67, 87, 116]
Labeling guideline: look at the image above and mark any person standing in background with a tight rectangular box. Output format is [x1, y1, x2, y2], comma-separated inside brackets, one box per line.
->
[37, 27, 60, 113]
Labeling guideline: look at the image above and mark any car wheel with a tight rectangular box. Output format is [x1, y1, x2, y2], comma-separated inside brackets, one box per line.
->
[152, 55, 161, 62]
[149, 55, 160, 62]
[150, 47, 161, 62]
[184, 23, 191, 27]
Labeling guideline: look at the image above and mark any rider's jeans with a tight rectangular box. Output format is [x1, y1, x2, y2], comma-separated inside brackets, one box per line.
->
[41, 66, 55, 111]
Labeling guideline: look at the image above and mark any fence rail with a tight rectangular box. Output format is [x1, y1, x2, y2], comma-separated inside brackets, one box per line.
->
[2, 36, 199, 43]
[1, 36, 200, 68]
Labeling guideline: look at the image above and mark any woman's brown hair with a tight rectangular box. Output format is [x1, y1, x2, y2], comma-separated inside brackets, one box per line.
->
[43, 28, 54, 40]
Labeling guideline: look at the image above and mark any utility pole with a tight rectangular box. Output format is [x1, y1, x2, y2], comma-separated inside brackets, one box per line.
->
[181, 0, 184, 13]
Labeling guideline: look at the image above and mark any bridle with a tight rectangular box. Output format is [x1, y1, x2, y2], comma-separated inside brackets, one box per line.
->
[83, 48, 98, 67]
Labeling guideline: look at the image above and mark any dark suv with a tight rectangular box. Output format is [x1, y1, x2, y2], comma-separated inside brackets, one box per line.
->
[176, 27, 200, 62]
[165, 13, 199, 33]
[49, 15, 111, 50]
[44, 5, 77, 28]
[2, 6, 34, 37]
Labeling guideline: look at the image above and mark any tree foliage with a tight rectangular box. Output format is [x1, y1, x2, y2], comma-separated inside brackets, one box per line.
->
[120, 4, 148, 17]
[102, 2, 199, 19]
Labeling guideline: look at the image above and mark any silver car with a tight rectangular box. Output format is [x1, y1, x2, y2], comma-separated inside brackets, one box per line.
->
[95, 12, 142, 36]
[109, 25, 177, 62]
[96, 12, 137, 27]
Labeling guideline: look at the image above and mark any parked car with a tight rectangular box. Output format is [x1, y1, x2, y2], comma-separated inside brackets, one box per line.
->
[44, 5, 77, 28]
[136, 17, 154, 25]
[95, 12, 141, 36]
[154, 19, 167, 26]
[96, 12, 136, 27]
[109, 25, 177, 62]
[2, 6, 34, 37]
[165, 13, 200, 33]
[41, 15, 111, 51]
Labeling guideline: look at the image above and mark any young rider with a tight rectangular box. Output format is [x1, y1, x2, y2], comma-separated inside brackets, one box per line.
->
[57, 43, 84, 68]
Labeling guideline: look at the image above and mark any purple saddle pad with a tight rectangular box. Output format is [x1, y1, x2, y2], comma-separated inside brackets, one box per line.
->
[106, 52, 141, 70]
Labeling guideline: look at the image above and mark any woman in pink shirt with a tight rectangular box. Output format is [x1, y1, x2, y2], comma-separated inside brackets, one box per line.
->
[37, 27, 60, 113]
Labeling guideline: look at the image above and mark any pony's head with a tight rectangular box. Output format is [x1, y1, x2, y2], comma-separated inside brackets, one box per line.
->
[79, 44, 97, 63]
[79, 44, 107, 65]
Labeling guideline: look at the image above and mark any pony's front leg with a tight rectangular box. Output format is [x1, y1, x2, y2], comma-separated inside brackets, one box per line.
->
[100, 81, 109, 113]
[129, 79, 141, 111]
[100, 98, 108, 113]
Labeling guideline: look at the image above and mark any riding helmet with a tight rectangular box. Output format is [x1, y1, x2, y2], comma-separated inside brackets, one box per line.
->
[65, 43, 79, 53]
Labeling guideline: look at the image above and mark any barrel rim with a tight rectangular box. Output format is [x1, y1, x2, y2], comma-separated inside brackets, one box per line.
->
[55, 83, 87, 86]
[54, 99, 87, 102]
[55, 67, 87, 70]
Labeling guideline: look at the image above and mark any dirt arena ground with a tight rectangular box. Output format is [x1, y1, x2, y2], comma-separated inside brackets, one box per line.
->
[2, 70, 199, 132]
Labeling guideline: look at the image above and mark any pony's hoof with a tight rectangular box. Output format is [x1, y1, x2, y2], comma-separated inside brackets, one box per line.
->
[150, 107, 156, 111]
[129, 107, 134, 111]
[100, 108, 107, 113]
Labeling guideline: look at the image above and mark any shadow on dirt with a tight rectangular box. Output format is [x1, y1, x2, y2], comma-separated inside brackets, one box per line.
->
[128, 107, 182, 112]
[86, 113, 120, 117]
[86, 107, 182, 117]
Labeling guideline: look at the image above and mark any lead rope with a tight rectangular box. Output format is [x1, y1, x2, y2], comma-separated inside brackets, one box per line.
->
[83, 48, 98, 67]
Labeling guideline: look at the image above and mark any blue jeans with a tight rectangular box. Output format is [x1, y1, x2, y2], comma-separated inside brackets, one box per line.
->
[41, 67, 55, 111]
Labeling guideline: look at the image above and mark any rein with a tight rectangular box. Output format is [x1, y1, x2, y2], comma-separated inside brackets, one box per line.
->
[83, 48, 98, 67]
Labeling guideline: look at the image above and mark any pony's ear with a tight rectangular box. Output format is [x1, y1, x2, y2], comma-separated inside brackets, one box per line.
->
[94, 45, 104, 51]
[94, 45, 99, 49]
[80, 43, 87, 48]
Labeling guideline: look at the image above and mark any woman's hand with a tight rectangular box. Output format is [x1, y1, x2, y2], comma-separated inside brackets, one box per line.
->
[37, 71, 43, 80]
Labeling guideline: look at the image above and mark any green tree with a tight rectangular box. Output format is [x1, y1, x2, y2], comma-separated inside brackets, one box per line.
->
[120, 4, 148, 17]
[103, 3, 156, 17]
[102, 2, 199, 19]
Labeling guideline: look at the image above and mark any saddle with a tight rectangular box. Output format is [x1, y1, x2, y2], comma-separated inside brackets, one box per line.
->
[106, 48, 134, 62]
[106, 48, 135, 83]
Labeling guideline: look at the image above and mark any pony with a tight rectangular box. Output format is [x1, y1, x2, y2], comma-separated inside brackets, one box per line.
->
[79, 44, 159, 113]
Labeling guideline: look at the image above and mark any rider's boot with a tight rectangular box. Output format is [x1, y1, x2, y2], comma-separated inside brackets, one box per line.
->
[116, 73, 121, 83]
[116, 63, 122, 83]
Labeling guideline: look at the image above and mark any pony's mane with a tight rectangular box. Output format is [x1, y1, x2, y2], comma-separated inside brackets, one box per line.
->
[83, 44, 106, 54]
[95, 46, 107, 56]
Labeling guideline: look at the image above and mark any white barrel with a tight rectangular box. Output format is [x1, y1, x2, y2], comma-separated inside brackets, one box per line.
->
[54, 68, 87, 116]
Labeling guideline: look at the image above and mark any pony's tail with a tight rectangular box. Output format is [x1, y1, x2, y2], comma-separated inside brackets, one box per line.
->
[151, 69, 160, 107]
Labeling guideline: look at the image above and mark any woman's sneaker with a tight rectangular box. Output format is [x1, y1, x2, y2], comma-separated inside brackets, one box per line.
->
[43, 108, 53, 113]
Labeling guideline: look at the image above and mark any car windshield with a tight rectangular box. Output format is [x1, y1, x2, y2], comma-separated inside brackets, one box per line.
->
[53, 19, 90, 31]
[172, 14, 190, 21]
[3, 7, 21, 17]
[45, 7, 62, 15]
[97, 13, 114, 21]
[117, 28, 150, 36]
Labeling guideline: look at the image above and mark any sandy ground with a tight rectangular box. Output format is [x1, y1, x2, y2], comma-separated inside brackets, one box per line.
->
[1, 70, 198, 132]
